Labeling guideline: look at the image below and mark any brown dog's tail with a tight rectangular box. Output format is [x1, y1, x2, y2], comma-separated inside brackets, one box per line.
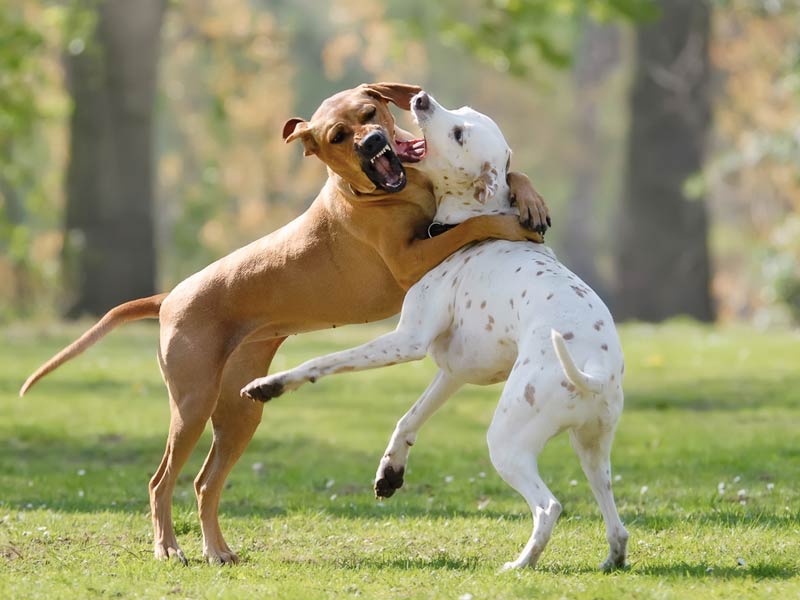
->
[19, 293, 168, 397]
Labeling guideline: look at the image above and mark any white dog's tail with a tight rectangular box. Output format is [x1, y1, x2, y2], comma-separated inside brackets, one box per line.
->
[551, 329, 604, 395]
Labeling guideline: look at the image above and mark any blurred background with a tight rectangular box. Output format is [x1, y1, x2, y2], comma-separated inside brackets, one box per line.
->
[1, 0, 798, 326]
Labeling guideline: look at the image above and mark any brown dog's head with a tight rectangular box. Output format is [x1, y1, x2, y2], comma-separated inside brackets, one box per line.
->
[282, 83, 426, 194]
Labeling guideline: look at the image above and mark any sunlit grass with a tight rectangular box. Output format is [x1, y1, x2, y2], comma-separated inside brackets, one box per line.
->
[1, 320, 798, 598]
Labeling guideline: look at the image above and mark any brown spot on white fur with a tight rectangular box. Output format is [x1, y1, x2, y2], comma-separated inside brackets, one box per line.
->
[571, 285, 587, 298]
[563, 332, 574, 340]
[524, 384, 536, 406]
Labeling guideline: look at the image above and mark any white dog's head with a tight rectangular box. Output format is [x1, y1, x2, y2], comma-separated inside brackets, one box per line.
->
[410, 91, 512, 207]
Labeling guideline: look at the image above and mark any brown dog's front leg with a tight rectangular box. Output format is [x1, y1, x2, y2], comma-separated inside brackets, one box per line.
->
[384, 214, 544, 289]
[508, 171, 550, 234]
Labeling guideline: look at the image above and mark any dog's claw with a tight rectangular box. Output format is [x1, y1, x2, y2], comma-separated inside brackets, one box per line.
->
[240, 379, 284, 402]
[374, 465, 405, 498]
[156, 545, 188, 565]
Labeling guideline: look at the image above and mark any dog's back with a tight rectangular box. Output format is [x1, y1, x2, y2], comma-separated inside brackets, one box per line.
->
[422, 237, 623, 413]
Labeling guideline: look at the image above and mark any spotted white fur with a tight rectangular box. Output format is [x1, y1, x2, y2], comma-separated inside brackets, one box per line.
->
[242, 93, 628, 571]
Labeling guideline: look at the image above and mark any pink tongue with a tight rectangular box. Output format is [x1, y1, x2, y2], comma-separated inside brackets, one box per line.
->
[374, 154, 402, 186]
[395, 138, 425, 162]
[374, 155, 392, 178]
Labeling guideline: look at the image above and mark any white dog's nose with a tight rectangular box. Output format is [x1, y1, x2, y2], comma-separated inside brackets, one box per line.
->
[413, 92, 431, 112]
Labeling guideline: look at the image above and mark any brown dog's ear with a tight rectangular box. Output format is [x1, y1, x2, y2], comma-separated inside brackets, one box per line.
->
[473, 161, 500, 204]
[362, 83, 423, 111]
[283, 118, 318, 156]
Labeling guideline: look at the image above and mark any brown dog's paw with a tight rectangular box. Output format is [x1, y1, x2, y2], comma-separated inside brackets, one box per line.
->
[374, 464, 405, 499]
[240, 378, 284, 403]
[515, 191, 550, 235]
[508, 172, 551, 235]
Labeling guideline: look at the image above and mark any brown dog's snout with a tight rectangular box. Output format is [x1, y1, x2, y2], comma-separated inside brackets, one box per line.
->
[412, 92, 431, 112]
[358, 130, 389, 156]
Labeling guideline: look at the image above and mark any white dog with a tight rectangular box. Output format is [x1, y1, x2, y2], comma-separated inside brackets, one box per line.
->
[242, 92, 628, 571]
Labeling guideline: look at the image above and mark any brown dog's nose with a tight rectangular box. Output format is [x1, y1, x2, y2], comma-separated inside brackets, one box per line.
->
[359, 130, 389, 156]
[413, 92, 430, 112]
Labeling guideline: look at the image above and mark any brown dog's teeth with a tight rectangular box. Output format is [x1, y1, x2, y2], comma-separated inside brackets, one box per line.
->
[370, 145, 392, 165]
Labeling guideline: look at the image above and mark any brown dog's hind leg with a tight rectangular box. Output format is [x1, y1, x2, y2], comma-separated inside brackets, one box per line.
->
[194, 337, 286, 565]
[150, 331, 227, 564]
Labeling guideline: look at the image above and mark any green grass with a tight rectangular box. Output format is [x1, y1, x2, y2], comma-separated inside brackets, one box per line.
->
[1, 320, 798, 599]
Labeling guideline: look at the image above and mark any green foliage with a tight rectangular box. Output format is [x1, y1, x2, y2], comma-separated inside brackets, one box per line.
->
[439, 0, 658, 73]
[763, 214, 800, 323]
[1, 322, 798, 597]
[0, 3, 98, 320]
[0, 10, 43, 146]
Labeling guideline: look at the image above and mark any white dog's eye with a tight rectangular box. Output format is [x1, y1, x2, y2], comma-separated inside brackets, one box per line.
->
[453, 126, 464, 146]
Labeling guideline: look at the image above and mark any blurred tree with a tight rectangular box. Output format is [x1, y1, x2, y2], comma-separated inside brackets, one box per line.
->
[707, 1, 800, 323]
[561, 19, 620, 299]
[62, 0, 165, 316]
[615, 0, 714, 321]
[0, 8, 42, 314]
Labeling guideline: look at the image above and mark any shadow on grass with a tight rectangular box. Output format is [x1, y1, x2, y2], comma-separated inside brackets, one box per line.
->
[327, 555, 480, 571]
[261, 557, 797, 579]
[632, 561, 797, 580]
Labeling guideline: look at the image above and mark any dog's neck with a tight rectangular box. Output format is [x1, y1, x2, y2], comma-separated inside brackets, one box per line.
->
[431, 177, 514, 225]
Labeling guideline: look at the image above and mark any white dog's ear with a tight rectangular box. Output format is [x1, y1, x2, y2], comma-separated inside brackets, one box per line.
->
[473, 161, 499, 204]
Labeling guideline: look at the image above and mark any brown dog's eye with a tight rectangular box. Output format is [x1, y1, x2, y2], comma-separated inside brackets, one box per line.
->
[362, 106, 377, 122]
[331, 130, 347, 144]
[453, 126, 464, 145]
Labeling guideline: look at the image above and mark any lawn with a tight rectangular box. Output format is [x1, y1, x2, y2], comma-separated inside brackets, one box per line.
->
[1, 320, 798, 599]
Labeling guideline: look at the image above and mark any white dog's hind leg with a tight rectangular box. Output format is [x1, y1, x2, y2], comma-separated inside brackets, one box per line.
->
[487, 377, 563, 570]
[569, 425, 628, 571]
[374, 369, 462, 498]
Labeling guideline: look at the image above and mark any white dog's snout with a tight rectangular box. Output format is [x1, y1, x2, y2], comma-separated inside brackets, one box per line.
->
[411, 91, 437, 121]
[413, 92, 431, 111]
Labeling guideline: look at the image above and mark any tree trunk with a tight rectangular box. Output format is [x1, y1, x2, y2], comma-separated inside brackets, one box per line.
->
[63, 0, 166, 317]
[562, 19, 619, 300]
[615, 0, 714, 322]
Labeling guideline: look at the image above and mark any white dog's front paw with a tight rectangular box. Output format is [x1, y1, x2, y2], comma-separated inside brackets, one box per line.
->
[374, 456, 406, 499]
[240, 373, 297, 402]
[500, 559, 531, 572]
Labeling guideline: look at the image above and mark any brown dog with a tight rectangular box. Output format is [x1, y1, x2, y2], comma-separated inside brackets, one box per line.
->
[20, 83, 549, 565]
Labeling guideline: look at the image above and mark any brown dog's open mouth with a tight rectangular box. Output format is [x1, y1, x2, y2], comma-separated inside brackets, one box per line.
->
[359, 137, 426, 193]
[364, 144, 405, 191]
